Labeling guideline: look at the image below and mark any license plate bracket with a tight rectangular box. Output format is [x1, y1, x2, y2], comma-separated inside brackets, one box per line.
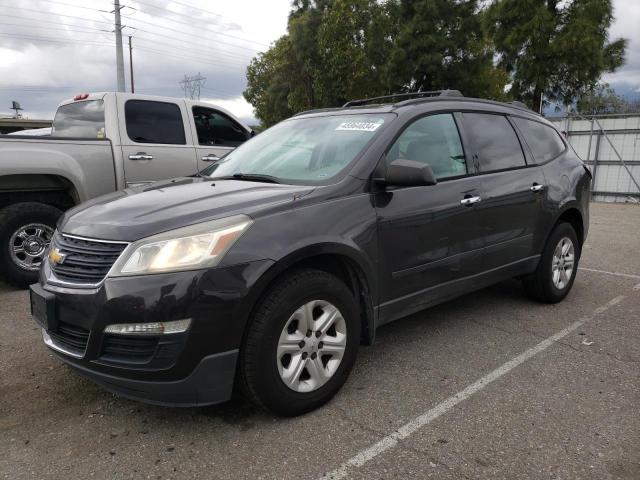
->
[30, 284, 57, 331]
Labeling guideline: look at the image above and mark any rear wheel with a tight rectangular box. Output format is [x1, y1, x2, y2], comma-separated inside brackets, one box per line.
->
[0, 203, 61, 288]
[523, 222, 580, 303]
[238, 269, 360, 416]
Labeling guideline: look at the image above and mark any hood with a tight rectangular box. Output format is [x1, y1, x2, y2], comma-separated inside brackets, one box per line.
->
[61, 177, 315, 241]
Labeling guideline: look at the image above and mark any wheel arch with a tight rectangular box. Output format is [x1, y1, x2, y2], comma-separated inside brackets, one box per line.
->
[541, 205, 585, 256]
[241, 244, 378, 347]
[0, 173, 80, 210]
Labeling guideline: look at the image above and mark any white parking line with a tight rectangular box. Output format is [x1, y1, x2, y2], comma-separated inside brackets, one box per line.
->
[320, 294, 626, 480]
[580, 267, 640, 280]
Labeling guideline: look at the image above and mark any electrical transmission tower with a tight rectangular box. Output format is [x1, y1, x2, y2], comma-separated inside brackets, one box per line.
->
[179, 73, 206, 100]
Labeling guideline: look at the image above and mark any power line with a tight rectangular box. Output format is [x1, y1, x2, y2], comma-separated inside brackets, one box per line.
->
[1, 6, 264, 56]
[0, 15, 255, 64]
[28, 0, 270, 49]
[126, 0, 270, 47]
[0, 32, 115, 47]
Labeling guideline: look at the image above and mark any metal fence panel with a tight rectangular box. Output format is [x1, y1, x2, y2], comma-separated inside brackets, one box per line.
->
[549, 114, 640, 203]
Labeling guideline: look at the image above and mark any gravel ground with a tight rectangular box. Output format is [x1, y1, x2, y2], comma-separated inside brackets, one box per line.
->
[1, 202, 639, 479]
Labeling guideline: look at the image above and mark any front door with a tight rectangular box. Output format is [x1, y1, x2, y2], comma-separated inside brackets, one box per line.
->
[189, 106, 250, 173]
[118, 98, 198, 186]
[459, 112, 546, 270]
[375, 113, 485, 324]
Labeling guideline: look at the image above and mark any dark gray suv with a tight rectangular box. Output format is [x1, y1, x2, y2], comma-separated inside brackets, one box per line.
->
[30, 91, 590, 416]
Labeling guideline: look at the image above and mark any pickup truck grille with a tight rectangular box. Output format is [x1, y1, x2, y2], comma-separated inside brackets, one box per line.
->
[50, 233, 128, 284]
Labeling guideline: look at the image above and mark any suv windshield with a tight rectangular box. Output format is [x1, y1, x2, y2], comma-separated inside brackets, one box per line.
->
[51, 100, 106, 138]
[201, 113, 394, 184]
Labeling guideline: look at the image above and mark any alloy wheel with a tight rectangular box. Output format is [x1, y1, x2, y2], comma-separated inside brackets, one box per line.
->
[551, 236, 575, 290]
[276, 299, 347, 393]
[9, 223, 54, 271]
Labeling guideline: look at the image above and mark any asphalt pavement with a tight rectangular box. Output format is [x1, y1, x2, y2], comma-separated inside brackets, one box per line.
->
[1, 202, 639, 479]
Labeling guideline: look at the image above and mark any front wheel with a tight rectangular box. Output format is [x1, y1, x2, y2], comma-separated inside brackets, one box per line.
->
[523, 222, 580, 303]
[0, 203, 61, 288]
[238, 269, 360, 416]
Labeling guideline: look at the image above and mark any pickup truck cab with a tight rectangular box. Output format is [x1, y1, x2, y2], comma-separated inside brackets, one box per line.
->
[0, 92, 252, 287]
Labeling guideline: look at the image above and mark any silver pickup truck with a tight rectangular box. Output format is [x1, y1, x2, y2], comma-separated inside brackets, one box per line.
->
[0, 92, 252, 287]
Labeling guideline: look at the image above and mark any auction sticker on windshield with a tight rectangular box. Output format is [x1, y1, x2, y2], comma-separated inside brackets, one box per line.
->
[336, 121, 383, 132]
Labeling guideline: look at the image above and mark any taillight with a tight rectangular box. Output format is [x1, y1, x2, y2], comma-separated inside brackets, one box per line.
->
[73, 93, 89, 101]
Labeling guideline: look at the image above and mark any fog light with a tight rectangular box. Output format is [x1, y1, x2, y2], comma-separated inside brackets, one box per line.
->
[104, 319, 191, 335]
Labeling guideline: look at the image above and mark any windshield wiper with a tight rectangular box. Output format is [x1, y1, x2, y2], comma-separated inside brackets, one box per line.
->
[210, 173, 281, 184]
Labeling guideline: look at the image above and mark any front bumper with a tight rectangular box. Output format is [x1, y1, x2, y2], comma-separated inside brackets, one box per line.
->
[33, 259, 273, 406]
[49, 345, 238, 407]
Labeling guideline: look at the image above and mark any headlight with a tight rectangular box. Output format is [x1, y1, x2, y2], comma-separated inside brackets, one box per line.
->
[110, 215, 252, 276]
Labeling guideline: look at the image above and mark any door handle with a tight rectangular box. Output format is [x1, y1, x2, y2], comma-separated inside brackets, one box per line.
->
[201, 154, 221, 162]
[530, 183, 545, 192]
[460, 195, 481, 206]
[128, 153, 153, 161]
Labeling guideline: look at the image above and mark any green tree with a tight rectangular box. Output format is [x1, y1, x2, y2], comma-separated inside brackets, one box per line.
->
[576, 82, 626, 114]
[243, 37, 296, 127]
[486, 0, 627, 111]
[390, 0, 508, 99]
[317, 0, 397, 105]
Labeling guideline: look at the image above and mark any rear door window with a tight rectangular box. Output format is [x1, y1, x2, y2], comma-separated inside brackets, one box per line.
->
[125, 100, 186, 144]
[387, 113, 467, 180]
[52, 100, 105, 138]
[192, 107, 247, 146]
[462, 113, 526, 173]
[512, 117, 566, 163]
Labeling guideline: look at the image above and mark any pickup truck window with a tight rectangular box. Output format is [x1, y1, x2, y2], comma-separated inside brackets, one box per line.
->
[192, 106, 247, 147]
[125, 100, 186, 145]
[51, 100, 105, 138]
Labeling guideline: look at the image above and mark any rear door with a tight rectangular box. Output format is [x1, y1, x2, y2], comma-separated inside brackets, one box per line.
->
[118, 98, 198, 186]
[376, 112, 485, 323]
[189, 106, 250, 172]
[459, 112, 546, 270]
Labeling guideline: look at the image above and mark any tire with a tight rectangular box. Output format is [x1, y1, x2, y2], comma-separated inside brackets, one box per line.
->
[238, 269, 360, 416]
[0, 202, 62, 289]
[523, 222, 580, 303]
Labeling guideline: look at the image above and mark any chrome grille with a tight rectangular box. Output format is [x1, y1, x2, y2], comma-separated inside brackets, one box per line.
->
[50, 233, 127, 285]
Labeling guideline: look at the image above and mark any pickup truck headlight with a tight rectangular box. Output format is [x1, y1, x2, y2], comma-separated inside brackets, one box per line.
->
[110, 215, 252, 276]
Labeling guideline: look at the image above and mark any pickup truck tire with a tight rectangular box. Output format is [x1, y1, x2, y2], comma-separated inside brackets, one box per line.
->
[0, 202, 62, 288]
[237, 269, 360, 416]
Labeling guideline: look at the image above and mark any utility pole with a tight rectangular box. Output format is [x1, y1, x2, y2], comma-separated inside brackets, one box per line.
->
[114, 0, 126, 92]
[128, 35, 134, 93]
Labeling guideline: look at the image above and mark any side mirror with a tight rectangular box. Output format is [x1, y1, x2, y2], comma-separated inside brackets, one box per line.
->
[384, 159, 437, 187]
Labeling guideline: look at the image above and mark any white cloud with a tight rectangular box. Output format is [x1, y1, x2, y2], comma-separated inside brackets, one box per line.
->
[0, 0, 291, 122]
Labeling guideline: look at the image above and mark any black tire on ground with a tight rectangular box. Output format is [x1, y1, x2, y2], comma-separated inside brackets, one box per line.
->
[0, 202, 62, 289]
[237, 269, 360, 416]
[523, 222, 580, 303]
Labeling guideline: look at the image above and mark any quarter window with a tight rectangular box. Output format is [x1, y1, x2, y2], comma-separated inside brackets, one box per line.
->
[192, 107, 247, 146]
[387, 114, 467, 180]
[125, 100, 186, 145]
[512, 117, 566, 163]
[462, 113, 526, 172]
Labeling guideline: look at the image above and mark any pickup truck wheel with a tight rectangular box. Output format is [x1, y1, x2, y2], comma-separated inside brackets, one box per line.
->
[238, 269, 360, 416]
[523, 222, 580, 303]
[0, 203, 62, 288]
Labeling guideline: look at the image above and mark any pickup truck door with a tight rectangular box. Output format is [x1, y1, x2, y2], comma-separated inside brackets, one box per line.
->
[188, 105, 250, 173]
[117, 98, 198, 185]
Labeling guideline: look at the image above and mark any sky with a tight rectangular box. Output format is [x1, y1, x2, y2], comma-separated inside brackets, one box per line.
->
[0, 0, 639, 124]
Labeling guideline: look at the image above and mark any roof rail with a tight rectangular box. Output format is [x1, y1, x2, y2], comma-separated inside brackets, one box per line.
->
[342, 90, 463, 108]
[508, 100, 530, 110]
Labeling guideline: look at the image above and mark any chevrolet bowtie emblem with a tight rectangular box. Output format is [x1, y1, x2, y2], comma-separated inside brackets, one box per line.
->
[48, 247, 66, 265]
